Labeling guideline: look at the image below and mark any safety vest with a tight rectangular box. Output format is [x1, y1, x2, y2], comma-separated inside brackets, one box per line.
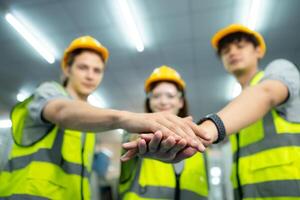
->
[230, 71, 300, 200]
[0, 95, 95, 200]
[119, 153, 209, 200]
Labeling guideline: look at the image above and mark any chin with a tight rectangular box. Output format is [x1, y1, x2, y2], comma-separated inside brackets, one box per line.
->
[80, 89, 94, 97]
[228, 65, 245, 73]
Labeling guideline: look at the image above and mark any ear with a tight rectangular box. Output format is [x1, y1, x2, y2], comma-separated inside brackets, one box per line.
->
[62, 66, 71, 78]
[179, 98, 184, 109]
[255, 46, 264, 59]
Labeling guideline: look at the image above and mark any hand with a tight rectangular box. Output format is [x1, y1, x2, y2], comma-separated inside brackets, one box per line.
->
[120, 112, 211, 151]
[197, 120, 219, 145]
[120, 131, 198, 163]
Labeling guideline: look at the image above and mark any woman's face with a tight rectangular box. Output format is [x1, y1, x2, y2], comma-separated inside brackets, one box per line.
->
[149, 82, 184, 115]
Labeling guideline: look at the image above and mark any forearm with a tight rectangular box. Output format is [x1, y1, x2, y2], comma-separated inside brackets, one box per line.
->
[44, 99, 127, 132]
[217, 84, 277, 135]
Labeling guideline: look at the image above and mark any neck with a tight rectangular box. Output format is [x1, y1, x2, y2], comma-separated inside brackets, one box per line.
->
[234, 66, 258, 89]
[65, 84, 88, 101]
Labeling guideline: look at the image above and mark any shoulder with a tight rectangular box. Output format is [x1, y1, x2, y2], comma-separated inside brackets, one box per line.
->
[35, 81, 67, 96]
[264, 58, 299, 75]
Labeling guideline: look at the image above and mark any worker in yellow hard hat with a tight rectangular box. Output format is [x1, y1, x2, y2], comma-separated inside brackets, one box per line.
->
[207, 24, 300, 199]
[122, 24, 300, 199]
[119, 65, 209, 200]
[0, 36, 209, 199]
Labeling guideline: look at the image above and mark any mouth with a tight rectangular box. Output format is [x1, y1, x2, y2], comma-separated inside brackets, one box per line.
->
[82, 83, 96, 89]
[229, 58, 241, 65]
[158, 108, 171, 112]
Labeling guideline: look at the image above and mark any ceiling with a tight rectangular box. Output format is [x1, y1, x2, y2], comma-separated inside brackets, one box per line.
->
[1, 0, 300, 123]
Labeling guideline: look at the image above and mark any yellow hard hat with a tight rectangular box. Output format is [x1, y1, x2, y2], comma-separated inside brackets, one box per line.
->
[61, 36, 109, 69]
[211, 24, 266, 57]
[144, 65, 186, 93]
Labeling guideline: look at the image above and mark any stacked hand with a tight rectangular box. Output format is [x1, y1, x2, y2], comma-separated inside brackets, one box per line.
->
[121, 131, 200, 163]
[120, 113, 218, 163]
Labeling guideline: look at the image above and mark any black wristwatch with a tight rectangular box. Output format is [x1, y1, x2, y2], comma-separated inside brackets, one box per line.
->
[198, 113, 226, 144]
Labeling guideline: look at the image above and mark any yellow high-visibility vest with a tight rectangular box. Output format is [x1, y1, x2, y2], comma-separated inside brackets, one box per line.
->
[119, 153, 209, 200]
[230, 71, 300, 200]
[0, 96, 95, 200]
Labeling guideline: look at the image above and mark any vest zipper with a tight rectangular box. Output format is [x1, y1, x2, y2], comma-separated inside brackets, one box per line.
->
[236, 133, 243, 199]
[175, 173, 180, 200]
[81, 133, 86, 200]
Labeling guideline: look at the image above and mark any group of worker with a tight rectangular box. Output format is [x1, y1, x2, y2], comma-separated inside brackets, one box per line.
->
[0, 23, 299, 200]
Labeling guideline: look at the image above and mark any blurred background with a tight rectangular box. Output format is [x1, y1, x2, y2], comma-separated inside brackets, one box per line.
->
[0, 0, 300, 199]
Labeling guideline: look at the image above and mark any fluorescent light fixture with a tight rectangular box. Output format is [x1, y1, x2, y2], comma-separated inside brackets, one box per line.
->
[246, 0, 261, 30]
[5, 13, 55, 64]
[231, 82, 242, 99]
[117, 0, 144, 52]
[16, 90, 30, 102]
[0, 119, 12, 128]
[210, 166, 222, 177]
[88, 93, 107, 108]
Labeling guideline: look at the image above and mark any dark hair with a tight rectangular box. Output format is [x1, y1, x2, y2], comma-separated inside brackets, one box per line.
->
[62, 48, 104, 87]
[144, 81, 189, 117]
[217, 32, 260, 56]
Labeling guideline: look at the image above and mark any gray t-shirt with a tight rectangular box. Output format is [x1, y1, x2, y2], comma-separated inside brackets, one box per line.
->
[260, 58, 300, 122]
[21, 82, 70, 145]
[0, 129, 13, 171]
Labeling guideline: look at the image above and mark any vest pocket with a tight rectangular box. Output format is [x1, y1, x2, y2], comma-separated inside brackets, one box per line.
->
[25, 177, 66, 199]
[246, 147, 297, 183]
[250, 148, 295, 171]
[25, 163, 67, 199]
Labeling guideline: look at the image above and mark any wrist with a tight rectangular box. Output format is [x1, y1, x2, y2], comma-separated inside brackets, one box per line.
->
[198, 113, 226, 144]
[110, 110, 130, 130]
[200, 120, 218, 143]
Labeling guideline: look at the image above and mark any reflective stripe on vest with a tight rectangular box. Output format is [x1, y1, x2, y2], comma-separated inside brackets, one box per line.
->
[1, 194, 49, 200]
[0, 96, 95, 200]
[3, 129, 90, 178]
[120, 153, 208, 200]
[231, 71, 300, 200]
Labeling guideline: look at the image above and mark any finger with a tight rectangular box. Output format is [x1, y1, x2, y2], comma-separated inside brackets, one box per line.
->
[172, 147, 197, 163]
[184, 116, 193, 121]
[148, 131, 163, 153]
[140, 133, 154, 142]
[120, 149, 138, 162]
[122, 140, 138, 150]
[152, 121, 180, 140]
[138, 139, 147, 155]
[188, 120, 212, 141]
[159, 114, 187, 139]
[167, 138, 187, 155]
[166, 115, 199, 148]
[160, 136, 176, 153]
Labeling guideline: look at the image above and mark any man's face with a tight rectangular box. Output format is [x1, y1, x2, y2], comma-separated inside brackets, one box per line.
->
[64, 51, 105, 97]
[220, 39, 262, 75]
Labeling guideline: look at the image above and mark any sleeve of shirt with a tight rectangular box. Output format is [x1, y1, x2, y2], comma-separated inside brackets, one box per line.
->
[28, 81, 70, 125]
[260, 59, 300, 109]
[19, 82, 70, 145]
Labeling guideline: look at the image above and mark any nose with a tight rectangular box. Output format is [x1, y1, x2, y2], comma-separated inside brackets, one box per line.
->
[227, 45, 239, 58]
[86, 69, 94, 80]
[158, 95, 169, 106]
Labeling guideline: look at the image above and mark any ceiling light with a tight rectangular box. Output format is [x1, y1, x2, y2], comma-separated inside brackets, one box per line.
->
[246, 0, 260, 30]
[117, 0, 144, 52]
[211, 177, 221, 185]
[231, 82, 242, 99]
[16, 90, 30, 102]
[0, 119, 12, 128]
[88, 93, 107, 108]
[5, 13, 55, 64]
[210, 166, 222, 177]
